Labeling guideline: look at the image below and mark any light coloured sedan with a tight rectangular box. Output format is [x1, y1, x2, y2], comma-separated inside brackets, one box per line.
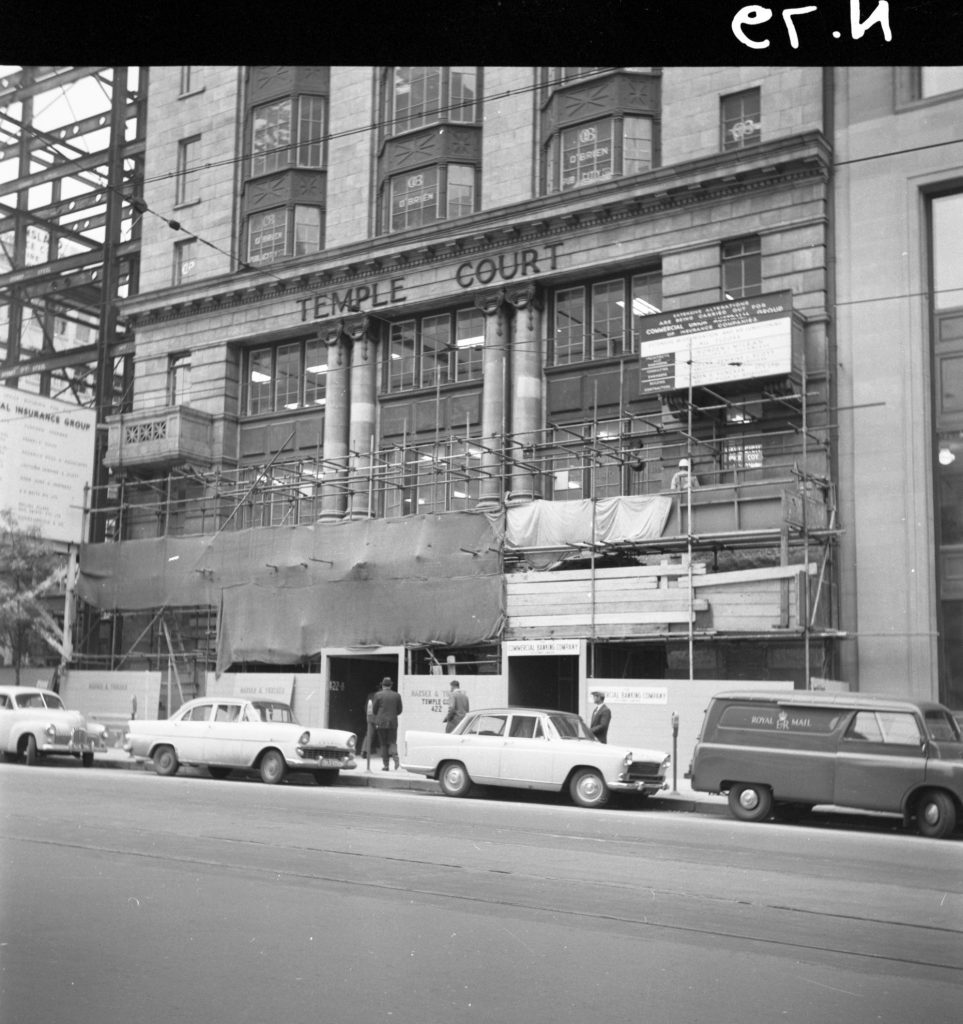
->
[403, 707, 669, 808]
[124, 697, 357, 784]
[0, 685, 100, 766]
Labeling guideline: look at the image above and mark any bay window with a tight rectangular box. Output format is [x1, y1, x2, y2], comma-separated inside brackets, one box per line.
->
[247, 204, 323, 266]
[251, 95, 326, 176]
[387, 67, 478, 135]
[385, 164, 476, 233]
[546, 115, 653, 192]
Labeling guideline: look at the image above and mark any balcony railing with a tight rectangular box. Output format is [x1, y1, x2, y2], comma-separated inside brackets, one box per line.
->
[104, 406, 215, 470]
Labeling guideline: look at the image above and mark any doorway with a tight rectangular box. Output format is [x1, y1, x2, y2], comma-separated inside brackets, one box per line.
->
[327, 654, 399, 748]
[507, 655, 578, 712]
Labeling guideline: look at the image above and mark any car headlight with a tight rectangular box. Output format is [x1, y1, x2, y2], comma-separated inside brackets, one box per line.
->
[45, 723, 57, 738]
[622, 751, 633, 768]
[661, 756, 671, 772]
[298, 731, 310, 745]
[347, 734, 357, 752]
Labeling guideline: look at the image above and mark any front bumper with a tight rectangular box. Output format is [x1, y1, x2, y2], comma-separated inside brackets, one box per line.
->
[609, 779, 668, 796]
[293, 748, 357, 771]
[42, 728, 95, 756]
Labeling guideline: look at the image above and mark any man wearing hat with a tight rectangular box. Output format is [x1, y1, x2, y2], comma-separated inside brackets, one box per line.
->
[443, 679, 470, 733]
[372, 677, 403, 771]
[670, 458, 700, 490]
[589, 690, 611, 743]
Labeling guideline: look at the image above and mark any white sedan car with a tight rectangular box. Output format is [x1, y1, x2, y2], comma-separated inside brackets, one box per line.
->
[403, 707, 670, 808]
[124, 697, 357, 784]
[0, 685, 100, 766]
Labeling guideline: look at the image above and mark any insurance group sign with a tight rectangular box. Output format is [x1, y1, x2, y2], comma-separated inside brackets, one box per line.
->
[0, 390, 95, 543]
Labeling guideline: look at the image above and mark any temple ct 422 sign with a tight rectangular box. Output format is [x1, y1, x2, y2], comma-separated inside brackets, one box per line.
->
[732, 0, 892, 50]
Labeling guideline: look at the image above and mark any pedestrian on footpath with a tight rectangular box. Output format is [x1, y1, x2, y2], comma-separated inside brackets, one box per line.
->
[372, 677, 403, 771]
[360, 685, 380, 771]
[589, 690, 611, 743]
[443, 679, 470, 733]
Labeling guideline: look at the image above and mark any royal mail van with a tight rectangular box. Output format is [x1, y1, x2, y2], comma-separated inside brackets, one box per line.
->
[687, 691, 963, 838]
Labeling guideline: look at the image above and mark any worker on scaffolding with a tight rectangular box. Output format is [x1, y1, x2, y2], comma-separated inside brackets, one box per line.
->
[670, 458, 700, 490]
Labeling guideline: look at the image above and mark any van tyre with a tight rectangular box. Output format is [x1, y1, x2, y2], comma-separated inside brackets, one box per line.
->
[570, 768, 609, 808]
[728, 782, 773, 822]
[916, 789, 956, 839]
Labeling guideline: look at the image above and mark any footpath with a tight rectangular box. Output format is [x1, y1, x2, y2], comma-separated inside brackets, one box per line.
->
[93, 746, 729, 815]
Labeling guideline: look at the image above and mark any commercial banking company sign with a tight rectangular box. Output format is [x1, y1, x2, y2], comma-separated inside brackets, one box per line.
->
[0, 391, 95, 543]
[637, 291, 795, 395]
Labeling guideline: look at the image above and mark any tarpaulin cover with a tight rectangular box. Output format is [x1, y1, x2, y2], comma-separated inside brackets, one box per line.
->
[506, 495, 672, 551]
[77, 512, 505, 670]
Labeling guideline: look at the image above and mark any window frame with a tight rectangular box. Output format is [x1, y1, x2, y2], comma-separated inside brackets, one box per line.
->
[175, 135, 201, 206]
[384, 163, 477, 234]
[167, 352, 191, 406]
[243, 337, 328, 417]
[246, 204, 323, 267]
[721, 236, 763, 300]
[384, 307, 485, 394]
[386, 67, 479, 137]
[721, 88, 762, 152]
[250, 94, 327, 178]
[173, 237, 198, 286]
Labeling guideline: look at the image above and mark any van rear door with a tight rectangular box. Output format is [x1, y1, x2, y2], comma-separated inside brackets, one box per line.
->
[835, 709, 927, 812]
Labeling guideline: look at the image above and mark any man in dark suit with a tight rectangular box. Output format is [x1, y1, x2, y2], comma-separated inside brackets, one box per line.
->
[372, 677, 403, 770]
[589, 690, 611, 743]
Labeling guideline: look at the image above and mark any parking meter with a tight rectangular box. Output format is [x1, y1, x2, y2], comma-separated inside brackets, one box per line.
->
[670, 712, 679, 791]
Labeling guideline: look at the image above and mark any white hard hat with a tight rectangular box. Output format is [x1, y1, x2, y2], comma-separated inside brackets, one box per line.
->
[678, 459, 689, 468]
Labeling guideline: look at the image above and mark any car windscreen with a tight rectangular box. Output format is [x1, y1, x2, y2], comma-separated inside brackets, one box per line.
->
[549, 714, 593, 740]
[251, 702, 295, 724]
[15, 693, 58, 709]
[924, 709, 961, 742]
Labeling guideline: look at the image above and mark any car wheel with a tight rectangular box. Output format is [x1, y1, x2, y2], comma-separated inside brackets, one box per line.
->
[259, 749, 287, 785]
[208, 766, 231, 780]
[438, 761, 472, 797]
[728, 782, 773, 822]
[82, 751, 94, 768]
[569, 768, 609, 808]
[916, 789, 957, 839]
[153, 745, 179, 777]
[24, 734, 39, 765]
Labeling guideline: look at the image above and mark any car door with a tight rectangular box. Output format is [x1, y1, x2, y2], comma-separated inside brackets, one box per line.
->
[835, 710, 927, 812]
[173, 702, 214, 760]
[498, 713, 554, 787]
[202, 702, 245, 765]
[459, 713, 508, 782]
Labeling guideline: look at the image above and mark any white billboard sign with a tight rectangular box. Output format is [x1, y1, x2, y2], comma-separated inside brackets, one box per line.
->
[638, 291, 794, 395]
[0, 390, 96, 543]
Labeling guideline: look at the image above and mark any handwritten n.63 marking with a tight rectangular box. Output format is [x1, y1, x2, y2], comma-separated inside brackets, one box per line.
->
[733, 0, 892, 49]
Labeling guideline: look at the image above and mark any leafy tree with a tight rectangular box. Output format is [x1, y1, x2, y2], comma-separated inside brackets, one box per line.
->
[0, 510, 66, 684]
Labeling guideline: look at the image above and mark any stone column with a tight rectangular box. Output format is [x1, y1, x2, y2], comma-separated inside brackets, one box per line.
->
[474, 289, 509, 509]
[506, 283, 543, 502]
[345, 314, 380, 520]
[318, 322, 351, 521]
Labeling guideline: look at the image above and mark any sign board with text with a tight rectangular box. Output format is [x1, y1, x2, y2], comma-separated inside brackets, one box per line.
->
[0, 390, 96, 543]
[637, 291, 796, 395]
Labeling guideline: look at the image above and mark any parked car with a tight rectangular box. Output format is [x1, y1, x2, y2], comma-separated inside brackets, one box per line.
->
[403, 707, 670, 808]
[0, 684, 98, 767]
[123, 697, 357, 784]
[687, 691, 963, 838]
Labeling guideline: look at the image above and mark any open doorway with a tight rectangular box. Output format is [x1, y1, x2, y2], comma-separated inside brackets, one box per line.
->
[507, 655, 578, 712]
[327, 654, 400, 747]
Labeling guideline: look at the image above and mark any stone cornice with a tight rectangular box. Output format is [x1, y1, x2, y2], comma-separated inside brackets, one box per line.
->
[122, 133, 831, 329]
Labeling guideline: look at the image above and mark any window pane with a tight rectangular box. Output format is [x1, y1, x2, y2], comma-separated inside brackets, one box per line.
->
[554, 287, 586, 364]
[721, 89, 761, 151]
[592, 279, 625, 357]
[388, 320, 416, 390]
[248, 349, 273, 414]
[722, 236, 762, 299]
[420, 314, 451, 388]
[176, 137, 200, 205]
[454, 307, 484, 381]
[449, 67, 477, 121]
[391, 66, 443, 134]
[297, 96, 325, 167]
[174, 238, 197, 285]
[293, 205, 322, 256]
[168, 353, 191, 406]
[560, 119, 613, 190]
[623, 116, 653, 175]
[933, 192, 963, 311]
[447, 164, 475, 219]
[921, 67, 963, 98]
[388, 167, 439, 232]
[252, 99, 292, 176]
[630, 270, 662, 349]
[304, 338, 327, 406]
[248, 209, 288, 266]
[275, 343, 301, 409]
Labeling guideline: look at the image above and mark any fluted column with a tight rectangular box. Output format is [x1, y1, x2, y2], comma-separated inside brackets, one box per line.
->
[474, 288, 509, 509]
[345, 314, 380, 520]
[318, 322, 351, 521]
[506, 283, 543, 502]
